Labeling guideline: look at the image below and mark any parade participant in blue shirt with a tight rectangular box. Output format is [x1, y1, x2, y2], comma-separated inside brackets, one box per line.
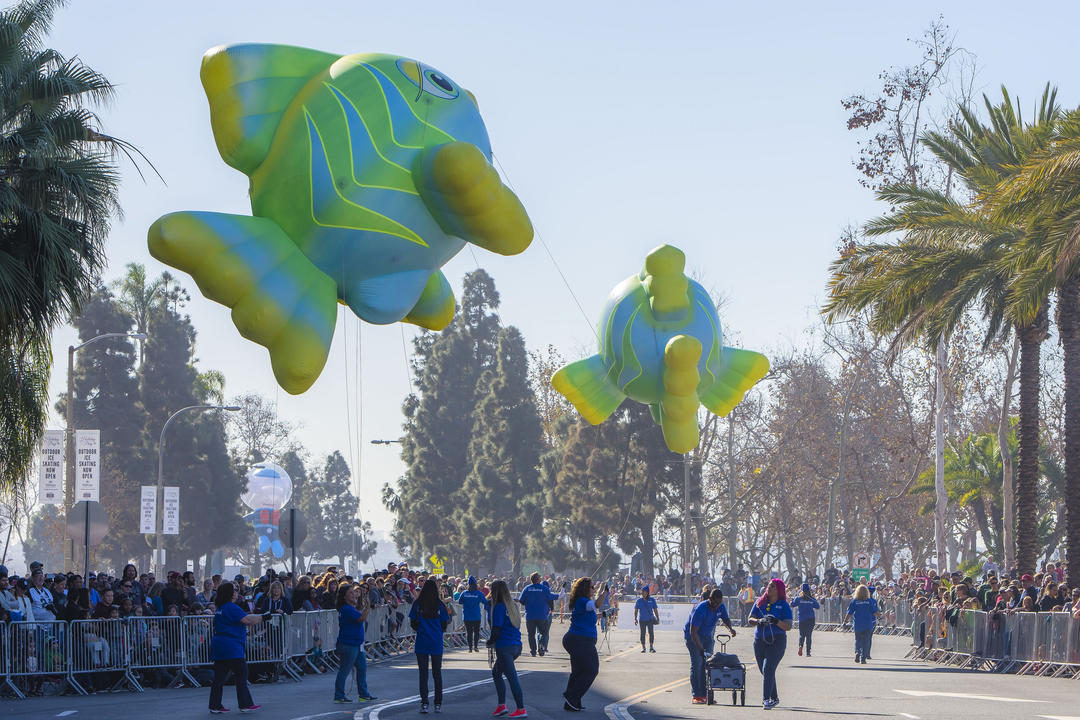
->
[208, 582, 266, 714]
[749, 578, 792, 710]
[634, 586, 660, 653]
[518, 573, 555, 657]
[792, 583, 820, 657]
[846, 585, 877, 664]
[410, 579, 451, 714]
[333, 583, 376, 704]
[487, 580, 528, 718]
[561, 577, 599, 712]
[457, 576, 490, 653]
[684, 588, 736, 704]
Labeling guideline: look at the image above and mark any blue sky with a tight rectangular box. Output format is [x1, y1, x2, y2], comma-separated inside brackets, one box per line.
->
[40, 1, 1080, 536]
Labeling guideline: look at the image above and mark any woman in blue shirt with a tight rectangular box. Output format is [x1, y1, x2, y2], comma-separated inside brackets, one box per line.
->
[792, 583, 819, 657]
[457, 576, 490, 652]
[409, 579, 451, 714]
[634, 586, 660, 653]
[748, 578, 792, 710]
[845, 585, 877, 664]
[487, 580, 527, 718]
[561, 577, 599, 712]
[208, 582, 267, 714]
[334, 583, 376, 704]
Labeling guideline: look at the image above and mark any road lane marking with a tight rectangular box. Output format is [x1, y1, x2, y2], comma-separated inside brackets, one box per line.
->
[604, 677, 690, 720]
[604, 645, 644, 662]
[356, 671, 533, 720]
[895, 690, 1047, 703]
[898, 714, 920, 719]
[1038, 716, 1080, 720]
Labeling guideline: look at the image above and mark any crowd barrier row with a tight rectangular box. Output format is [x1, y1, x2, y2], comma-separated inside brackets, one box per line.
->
[1, 603, 468, 700]
[905, 607, 1080, 678]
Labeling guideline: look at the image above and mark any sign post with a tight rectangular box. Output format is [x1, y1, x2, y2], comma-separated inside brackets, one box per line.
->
[65, 500, 108, 577]
[278, 508, 307, 579]
[852, 551, 871, 583]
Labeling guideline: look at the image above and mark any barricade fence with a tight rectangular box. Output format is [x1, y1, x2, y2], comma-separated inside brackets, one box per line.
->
[1, 600, 469, 700]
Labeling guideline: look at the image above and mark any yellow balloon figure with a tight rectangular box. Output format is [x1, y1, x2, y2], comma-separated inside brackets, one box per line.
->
[552, 245, 768, 453]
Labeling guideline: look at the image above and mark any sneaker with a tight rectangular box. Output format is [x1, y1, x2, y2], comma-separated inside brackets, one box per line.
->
[538, 649, 545, 657]
[861, 657, 868, 664]
[333, 698, 352, 704]
[209, 710, 230, 715]
[358, 695, 377, 702]
[563, 695, 583, 711]
[854, 655, 861, 663]
[493, 704, 509, 717]
[798, 646, 803, 656]
[530, 651, 537, 657]
[240, 707, 261, 714]
[763, 699, 773, 710]
[508, 710, 528, 718]
[420, 703, 429, 714]
[435, 706, 442, 714]
[649, 647, 656, 653]
[563, 702, 580, 712]
[692, 696, 707, 705]
[640, 647, 646, 653]
[806, 651, 811, 657]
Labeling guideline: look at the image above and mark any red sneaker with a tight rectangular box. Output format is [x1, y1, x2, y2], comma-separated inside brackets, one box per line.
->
[508, 711, 528, 718]
[798, 646, 803, 656]
[492, 705, 509, 717]
[692, 697, 707, 705]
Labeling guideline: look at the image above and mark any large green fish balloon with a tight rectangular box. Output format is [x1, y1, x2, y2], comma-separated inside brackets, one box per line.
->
[149, 44, 532, 393]
[552, 245, 768, 453]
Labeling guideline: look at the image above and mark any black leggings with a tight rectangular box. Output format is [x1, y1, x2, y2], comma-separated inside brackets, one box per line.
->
[416, 653, 443, 705]
[639, 621, 655, 647]
[799, 618, 815, 653]
[465, 620, 482, 649]
[209, 658, 253, 710]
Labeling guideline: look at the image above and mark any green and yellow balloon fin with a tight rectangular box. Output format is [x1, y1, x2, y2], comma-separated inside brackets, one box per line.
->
[700, 347, 770, 417]
[659, 335, 702, 454]
[551, 355, 625, 425]
[201, 43, 339, 174]
[414, 142, 533, 256]
[148, 211, 338, 395]
[403, 270, 456, 331]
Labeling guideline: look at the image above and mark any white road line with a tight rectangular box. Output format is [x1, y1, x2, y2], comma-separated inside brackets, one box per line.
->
[56, 713, 79, 718]
[894, 690, 1047, 703]
[604, 677, 690, 720]
[289, 713, 350, 720]
[357, 671, 533, 720]
[898, 714, 920, 719]
[1038, 716, 1080, 720]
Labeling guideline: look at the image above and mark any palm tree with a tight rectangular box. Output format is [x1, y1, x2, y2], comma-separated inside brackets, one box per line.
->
[826, 86, 1060, 575]
[111, 262, 164, 364]
[0, 0, 132, 493]
[994, 106, 1080, 588]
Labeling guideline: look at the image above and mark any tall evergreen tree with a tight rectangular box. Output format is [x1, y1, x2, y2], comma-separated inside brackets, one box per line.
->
[299, 451, 372, 566]
[460, 327, 544, 575]
[56, 287, 148, 568]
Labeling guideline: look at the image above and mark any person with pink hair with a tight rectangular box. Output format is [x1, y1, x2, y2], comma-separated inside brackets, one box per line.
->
[748, 578, 792, 710]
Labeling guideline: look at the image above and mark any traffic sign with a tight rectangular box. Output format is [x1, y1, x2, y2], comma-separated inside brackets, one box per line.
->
[278, 508, 307, 547]
[853, 551, 871, 569]
[852, 568, 870, 582]
[66, 500, 108, 546]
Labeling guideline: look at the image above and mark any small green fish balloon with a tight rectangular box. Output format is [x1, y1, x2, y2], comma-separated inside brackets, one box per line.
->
[149, 44, 532, 394]
[552, 245, 769, 453]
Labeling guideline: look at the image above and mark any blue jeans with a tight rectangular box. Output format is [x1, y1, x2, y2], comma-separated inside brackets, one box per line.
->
[492, 645, 524, 709]
[753, 634, 785, 703]
[685, 634, 715, 698]
[334, 643, 369, 700]
[855, 630, 872, 659]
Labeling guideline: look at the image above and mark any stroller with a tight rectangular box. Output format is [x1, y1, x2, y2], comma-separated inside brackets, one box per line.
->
[706, 632, 746, 706]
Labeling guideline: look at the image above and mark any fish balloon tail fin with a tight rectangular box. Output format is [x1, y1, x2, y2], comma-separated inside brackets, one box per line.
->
[700, 347, 770, 417]
[660, 335, 702, 453]
[551, 355, 625, 425]
[148, 211, 338, 394]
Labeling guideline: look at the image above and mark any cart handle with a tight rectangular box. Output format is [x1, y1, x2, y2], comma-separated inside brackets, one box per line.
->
[716, 631, 732, 641]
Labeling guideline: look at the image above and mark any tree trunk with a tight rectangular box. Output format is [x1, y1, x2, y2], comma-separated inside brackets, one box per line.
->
[1057, 278, 1080, 590]
[934, 342, 949, 574]
[999, 334, 1020, 572]
[512, 542, 523, 577]
[641, 521, 655, 579]
[726, 414, 738, 573]
[1016, 307, 1048, 576]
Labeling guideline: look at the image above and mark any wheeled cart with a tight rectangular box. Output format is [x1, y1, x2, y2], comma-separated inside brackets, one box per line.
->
[706, 632, 746, 706]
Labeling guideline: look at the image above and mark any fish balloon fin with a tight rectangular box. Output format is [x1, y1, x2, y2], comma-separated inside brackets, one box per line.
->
[342, 269, 432, 325]
[700, 347, 770, 417]
[201, 43, 338, 174]
[414, 142, 533, 256]
[148, 211, 338, 394]
[403, 270, 456, 330]
[552, 355, 625, 425]
[659, 335, 702, 453]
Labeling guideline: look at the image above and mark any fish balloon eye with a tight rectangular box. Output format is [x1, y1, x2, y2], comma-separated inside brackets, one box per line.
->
[427, 71, 454, 93]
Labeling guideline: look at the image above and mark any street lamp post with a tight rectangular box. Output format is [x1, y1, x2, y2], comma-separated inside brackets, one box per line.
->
[64, 332, 147, 570]
[154, 404, 240, 578]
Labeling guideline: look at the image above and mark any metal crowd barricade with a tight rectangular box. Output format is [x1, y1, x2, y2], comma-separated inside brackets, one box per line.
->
[3, 620, 69, 699]
[126, 616, 191, 690]
[244, 612, 288, 681]
[68, 618, 136, 694]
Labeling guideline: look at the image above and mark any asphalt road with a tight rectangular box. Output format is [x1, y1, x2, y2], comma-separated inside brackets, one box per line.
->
[5, 628, 1079, 720]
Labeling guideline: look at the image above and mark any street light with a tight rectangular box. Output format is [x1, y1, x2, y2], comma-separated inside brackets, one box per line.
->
[64, 331, 147, 570]
[154, 404, 241, 578]
[370, 439, 402, 445]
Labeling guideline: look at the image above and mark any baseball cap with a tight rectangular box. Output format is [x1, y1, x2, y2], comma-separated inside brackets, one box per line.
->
[1021, 573, 1033, 581]
[234, 574, 245, 582]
